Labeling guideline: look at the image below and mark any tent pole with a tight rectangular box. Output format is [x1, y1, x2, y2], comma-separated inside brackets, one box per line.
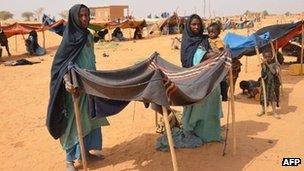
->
[255, 47, 268, 115]
[15, 35, 17, 52]
[228, 67, 236, 155]
[222, 94, 230, 156]
[42, 31, 46, 49]
[245, 28, 250, 73]
[270, 41, 283, 95]
[245, 56, 248, 73]
[155, 111, 158, 127]
[301, 22, 304, 75]
[162, 106, 178, 171]
[72, 94, 88, 171]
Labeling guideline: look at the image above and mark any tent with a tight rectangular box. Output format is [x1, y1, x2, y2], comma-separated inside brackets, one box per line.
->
[42, 15, 66, 36]
[223, 21, 304, 59]
[0, 20, 67, 52]
[0, 20, 66, 38]
[89, 19, 147, 31]
[58, 51, 235, 171]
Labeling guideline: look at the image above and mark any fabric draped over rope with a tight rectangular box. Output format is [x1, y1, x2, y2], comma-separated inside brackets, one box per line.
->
[68, 51, 231, 118]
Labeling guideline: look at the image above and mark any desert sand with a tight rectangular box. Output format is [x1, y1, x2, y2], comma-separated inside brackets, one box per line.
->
[0, 15, 304, 171]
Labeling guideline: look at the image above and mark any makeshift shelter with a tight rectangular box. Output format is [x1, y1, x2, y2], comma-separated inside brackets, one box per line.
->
[224, 21, 304, 59]
[0, 20, 67, 51]
[159, 14, 186, 34]
[57, 51, 235, 171]
[89, 19, 147, 31]
[42, 15, 66, 36]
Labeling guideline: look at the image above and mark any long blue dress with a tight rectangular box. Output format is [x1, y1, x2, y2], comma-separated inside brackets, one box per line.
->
[182, 46, 222, 142]
[59, 34, 109, 162]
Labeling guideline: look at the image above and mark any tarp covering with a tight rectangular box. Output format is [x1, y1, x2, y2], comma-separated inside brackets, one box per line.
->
[159, 14, 186, 30]
[256, 21, 303, 49]
[89, 19, 147, 31]
[69, 51, 231, 118]
[223, 21, 304, 59]
[0, 20, 67, 38]
[223, 32, 270, 59]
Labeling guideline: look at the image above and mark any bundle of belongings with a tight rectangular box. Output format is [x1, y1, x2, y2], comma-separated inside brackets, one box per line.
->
[3, 59, 40, 66]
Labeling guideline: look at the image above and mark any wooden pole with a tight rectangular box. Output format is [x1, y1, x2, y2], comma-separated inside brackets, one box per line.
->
[270, 41, 283, 95]
[155, 111, 158, 127]
[222, 94, 230, 156]
[162, 106, 178, 171]
[255, 47, 268, 114]
[42, 31, 46, 49]
[228, 68, 236, 155]
[245, 28, 250, 73]
[301, 22, 304, 75]
[72, 94, 88, 171]
[15, 35, 17, 52]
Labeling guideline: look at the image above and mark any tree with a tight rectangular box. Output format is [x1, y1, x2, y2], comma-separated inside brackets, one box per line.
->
[244, 10, 251, 16]
[34, 7, 44, 21]
[285, 12, 292, 16]
[0, 11, 13, 20]
[21, 11, 35, 21]
[59, 10, 68, 19]
[147, 14, 152, 19]
[262, 10, 269, 16]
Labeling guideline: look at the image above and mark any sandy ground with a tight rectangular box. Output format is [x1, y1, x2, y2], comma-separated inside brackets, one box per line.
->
[0, 16, 304, 171]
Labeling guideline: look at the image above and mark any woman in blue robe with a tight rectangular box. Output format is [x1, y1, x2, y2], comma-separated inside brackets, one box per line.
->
[47, 4, 108, 171]
[180, 14, 223, 143]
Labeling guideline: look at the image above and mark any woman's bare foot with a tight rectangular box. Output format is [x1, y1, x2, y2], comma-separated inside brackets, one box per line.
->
[66, 162, 78, 171]
[257, 111, 265, 117]
[273, 113, 281, 119]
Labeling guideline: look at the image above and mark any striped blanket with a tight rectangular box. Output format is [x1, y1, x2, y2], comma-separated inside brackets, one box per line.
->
[69, 50, 231, 117]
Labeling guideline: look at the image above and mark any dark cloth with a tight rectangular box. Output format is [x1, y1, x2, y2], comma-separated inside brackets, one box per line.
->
[112, 27, 123, 38]
[133, 27, 143, 39]
[0, 31, 8, 46]
[220, 81, 228, 101]
[46, 4, 91, 139]
[180, 14, 210, 68]
[25, 30, 39, 54]
[97, 30, 108, 40]
[68, 51, 231, 110]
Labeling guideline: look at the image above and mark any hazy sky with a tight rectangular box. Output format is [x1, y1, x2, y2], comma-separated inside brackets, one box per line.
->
[1, 0, 304, 19]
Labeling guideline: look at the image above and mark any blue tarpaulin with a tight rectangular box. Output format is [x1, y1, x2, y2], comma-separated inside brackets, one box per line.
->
[223, 32, 270, 59]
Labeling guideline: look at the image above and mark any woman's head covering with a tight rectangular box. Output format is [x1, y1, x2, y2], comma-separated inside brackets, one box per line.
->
[180, 14, 210, 68]
[46, 4, 91, 139]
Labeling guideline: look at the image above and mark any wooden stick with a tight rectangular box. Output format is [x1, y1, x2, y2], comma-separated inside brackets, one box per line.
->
[270, 41, 283, 95]
[255, 47, 268, 114]
[42, 31, 46, 49]
[228, 68, 236, 155]
[15, 35, 17, 52]
[245, 56, 248, 73]
[72, 94, 88, 171]
[162, 106, 178, 171]
[132, 101, 136, 121]
[222, 95, 230, 156]
[155, 111, 158, 127]
[301, 22, 304, 75]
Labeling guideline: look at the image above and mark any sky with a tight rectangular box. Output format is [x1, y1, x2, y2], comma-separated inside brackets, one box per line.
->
[1, 0, 304, 19]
